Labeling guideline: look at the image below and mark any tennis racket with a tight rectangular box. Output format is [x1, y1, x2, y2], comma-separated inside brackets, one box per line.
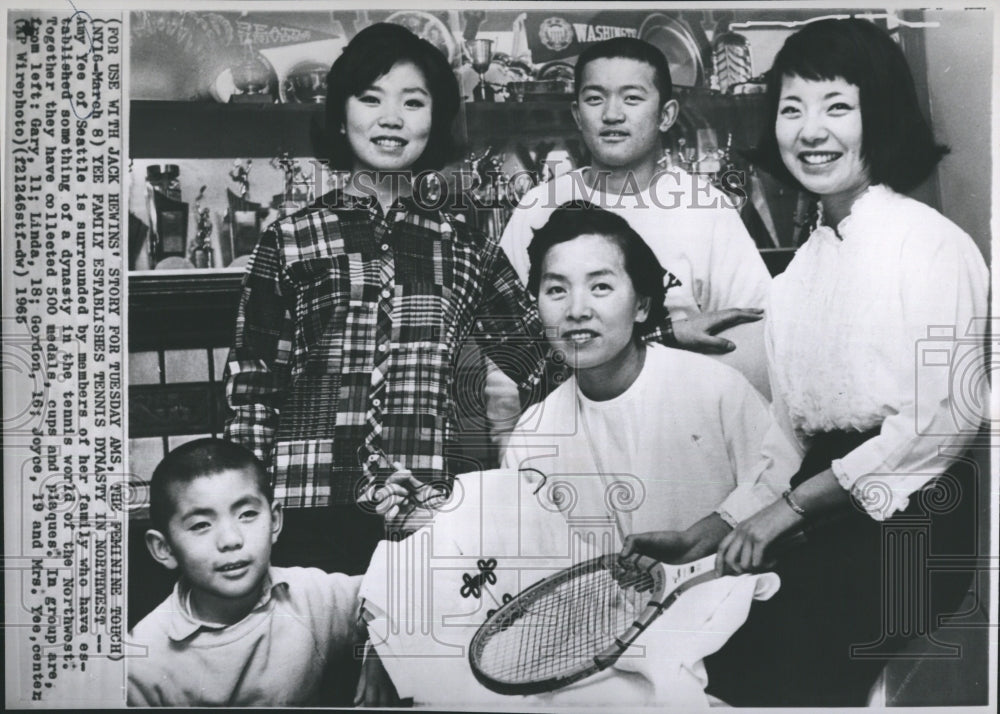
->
[468, 552, 717, 695]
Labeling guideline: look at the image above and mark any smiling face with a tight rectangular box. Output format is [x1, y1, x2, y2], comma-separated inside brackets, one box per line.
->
[345, 60, 433, 173]
[776, 75, 871, 222]
[537, 234, 650, 383]
[571, 58, 678, 182]
[148, 468, 282, 625]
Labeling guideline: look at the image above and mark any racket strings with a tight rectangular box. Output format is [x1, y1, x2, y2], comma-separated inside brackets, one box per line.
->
[476, 559, 654, 684]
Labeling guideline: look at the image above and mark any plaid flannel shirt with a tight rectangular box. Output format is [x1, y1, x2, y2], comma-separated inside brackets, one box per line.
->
[224, 191, 547, 507]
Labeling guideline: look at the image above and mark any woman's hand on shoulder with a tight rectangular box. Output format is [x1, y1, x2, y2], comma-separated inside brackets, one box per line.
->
[673, 308, 764, 354]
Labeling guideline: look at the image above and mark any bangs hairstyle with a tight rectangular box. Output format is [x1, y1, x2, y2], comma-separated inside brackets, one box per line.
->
[149, 438, 271, 533]
[750, 18, 947, 193]
[527, 201, 667, 339]
[323, 23, 461, 172]
[574, 37, 673, 105]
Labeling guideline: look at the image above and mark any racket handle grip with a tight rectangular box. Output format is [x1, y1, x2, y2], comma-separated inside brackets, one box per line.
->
[667, 554, 716, 590]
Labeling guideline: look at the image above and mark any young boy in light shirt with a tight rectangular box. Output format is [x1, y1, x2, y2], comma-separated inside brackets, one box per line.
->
[127, 439, 394, 706]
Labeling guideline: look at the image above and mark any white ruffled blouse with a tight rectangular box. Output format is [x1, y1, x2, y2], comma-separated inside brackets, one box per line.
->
[719, 185, 989, 521]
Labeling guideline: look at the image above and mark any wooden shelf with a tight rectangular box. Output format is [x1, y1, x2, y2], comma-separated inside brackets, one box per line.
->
[671, 88, 768, 153]
[460, 88, 768, 152]
[127, 90, 784, 353]
[130, 100, 325, 158]
[130, 90, 767, 159]
[460, 100, 575, 144]
[128, 271, 243, 350]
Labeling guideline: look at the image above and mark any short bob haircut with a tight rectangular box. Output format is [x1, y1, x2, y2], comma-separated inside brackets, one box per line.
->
[526, 201, 667, 339]
[323, 23, 460, 172]
[750, 18, 947, 193]
[149, 438, 271, 534]
[574, 37, 673, 106]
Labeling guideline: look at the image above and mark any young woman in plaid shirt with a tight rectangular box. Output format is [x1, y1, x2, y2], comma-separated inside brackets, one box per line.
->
[225, 23, 750, 574]
[224, 24, 550, 574]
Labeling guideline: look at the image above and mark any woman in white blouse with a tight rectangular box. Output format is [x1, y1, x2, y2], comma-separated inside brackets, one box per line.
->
[623, 19, 989, 706]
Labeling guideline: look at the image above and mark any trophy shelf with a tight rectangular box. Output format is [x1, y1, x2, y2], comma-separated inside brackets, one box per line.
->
[459, 100, 575, 144]
[128, 270, 244, 350]
[460, 88, 768, 152]
[130, 101, 326, 159]
[127, 91, 782, 353]
[130, 90, 767, 159]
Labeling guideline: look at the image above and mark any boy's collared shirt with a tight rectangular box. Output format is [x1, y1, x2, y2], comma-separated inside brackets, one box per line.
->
[127, 566, 361, 706]
[166, 569, 282, 640]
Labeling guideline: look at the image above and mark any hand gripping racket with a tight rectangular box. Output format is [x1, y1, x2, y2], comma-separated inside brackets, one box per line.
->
[469, 552, 717, 695]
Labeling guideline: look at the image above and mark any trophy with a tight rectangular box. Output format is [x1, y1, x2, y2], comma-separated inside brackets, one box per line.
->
[695, 128, 721, 174]
[712, 29, 753, 93]
[415, 170, 444, 207]
[468, 38, 494, 102]
[145, 164, 190, 268]
[675, 137, 696, 172]
[484, 152, 512, 241]
[282, 61, 329, 104]
[190, 186, 215, 269]
[231, 158, 252, 198]
[230, 37, 277, 103]
[224, 159, 268, 267]
[270, 154, 312, 216]
[466, 146, 511, 241]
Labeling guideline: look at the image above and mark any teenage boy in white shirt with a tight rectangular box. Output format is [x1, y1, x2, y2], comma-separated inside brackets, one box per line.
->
[501, 37, 771, 349]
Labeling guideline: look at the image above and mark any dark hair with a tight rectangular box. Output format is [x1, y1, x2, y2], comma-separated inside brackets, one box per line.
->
[323, 23, 460, 172]
[149, 438, 271, 533]
[750, 18, 947, 193]
[526, 201, 667, 338]
[574, 37, 673, 104]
